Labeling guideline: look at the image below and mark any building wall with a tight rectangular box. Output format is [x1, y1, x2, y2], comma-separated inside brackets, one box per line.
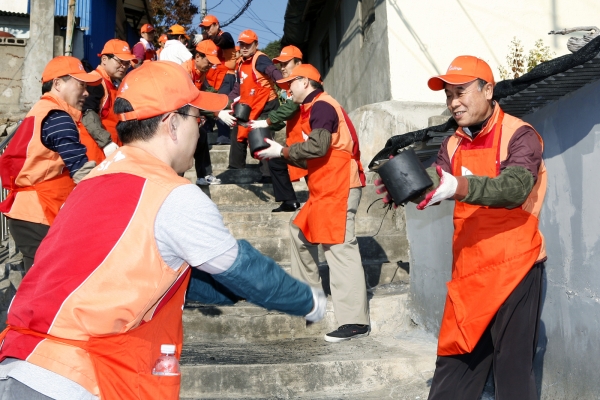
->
[0, 38, 26, 117]
[385, 0, 600, 103]
[304, 0, 392, 112]
[405, 78, 600, 397]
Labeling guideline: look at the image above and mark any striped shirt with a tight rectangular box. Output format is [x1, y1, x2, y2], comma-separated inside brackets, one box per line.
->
[41, 111, 89, 177]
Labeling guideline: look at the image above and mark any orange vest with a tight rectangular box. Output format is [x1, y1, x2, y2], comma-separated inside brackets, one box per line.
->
[0, 146, 192, 399]
[135, 40, 157, 62]
[437, 105, 547, 356]
[285, 97, 307, 182]
[95, 65, 123, 146]
[236, 51, 278, 142]
[293, 92, 365, 244]
[182, 58, 207, 91]
[205, 31, 236, 90]
[0, 93, 103, 225]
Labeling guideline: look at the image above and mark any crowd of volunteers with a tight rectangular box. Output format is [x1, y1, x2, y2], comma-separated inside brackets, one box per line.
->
[0, 12, 546, 400]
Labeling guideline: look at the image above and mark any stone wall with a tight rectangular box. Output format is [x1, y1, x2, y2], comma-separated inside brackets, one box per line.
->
[0, 37, 27, 120]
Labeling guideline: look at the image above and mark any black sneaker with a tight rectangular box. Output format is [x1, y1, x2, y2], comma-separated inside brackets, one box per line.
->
[272, 202, 300, 213]
[324, 324, 370, 343]
[255, 176, 272, 184]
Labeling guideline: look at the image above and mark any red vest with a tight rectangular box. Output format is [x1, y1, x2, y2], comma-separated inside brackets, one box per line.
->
[205, 31, 236, 90]
[284, 91, 307, 182]
[94, 66, 123, 146]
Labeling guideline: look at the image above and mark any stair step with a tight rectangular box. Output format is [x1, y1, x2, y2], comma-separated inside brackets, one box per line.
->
[209, 145, 260, 167]
[179, 333, 437, 399]
[212, 167, 263, 184]
[183, 282, 410, 343]
[199, 182, 309, 206]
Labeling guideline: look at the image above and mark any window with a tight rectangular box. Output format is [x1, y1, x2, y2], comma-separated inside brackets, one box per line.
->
[320, 33, 330, 75]
[361, 0, 375, 35]
[335, 1, 343, 47]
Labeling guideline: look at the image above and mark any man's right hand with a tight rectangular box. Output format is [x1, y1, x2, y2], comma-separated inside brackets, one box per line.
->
[374, 177, 397, 209]
[305, 287, 327, 322]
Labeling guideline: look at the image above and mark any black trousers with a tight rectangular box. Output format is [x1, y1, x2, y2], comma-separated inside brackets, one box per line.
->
[269, 157, 297, 203]
[216, 75, 236, 140]
[428, 262, 544, 400]
[7, 218, 50, 272]
[194, 124, 211, 178]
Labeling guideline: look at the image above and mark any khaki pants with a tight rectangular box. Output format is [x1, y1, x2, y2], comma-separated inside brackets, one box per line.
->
[289, 187, 369, 326]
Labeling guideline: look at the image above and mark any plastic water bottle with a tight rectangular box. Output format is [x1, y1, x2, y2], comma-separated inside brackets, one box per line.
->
[152, 344, 180, 376]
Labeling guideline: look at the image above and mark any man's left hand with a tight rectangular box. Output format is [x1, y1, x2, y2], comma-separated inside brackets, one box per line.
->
[417, 166, 458, 210]
[248, 119, 269, 129]
[256, 139, 283, 160]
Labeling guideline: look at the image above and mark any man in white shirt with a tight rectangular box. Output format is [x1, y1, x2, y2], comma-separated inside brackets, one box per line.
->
[159, 24, 192, 65]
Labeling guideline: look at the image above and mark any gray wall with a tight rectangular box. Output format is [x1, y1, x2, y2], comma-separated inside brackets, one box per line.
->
[405, 78, 600, 398]
[305, 0, 391, 112]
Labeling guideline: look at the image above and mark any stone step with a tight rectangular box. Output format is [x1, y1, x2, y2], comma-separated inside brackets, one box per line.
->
[183, 280, 410, 343]
[209, 145, 260, 168]
[199, 181, 309, 206]
[212, 166, 263, 184]
[179, 332, 438, 399]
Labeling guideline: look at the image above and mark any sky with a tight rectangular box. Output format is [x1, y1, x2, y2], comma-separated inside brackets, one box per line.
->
[192, 0, 287, 46]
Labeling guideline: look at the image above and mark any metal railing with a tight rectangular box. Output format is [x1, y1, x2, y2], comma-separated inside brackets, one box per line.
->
[0, 121, 21, 243]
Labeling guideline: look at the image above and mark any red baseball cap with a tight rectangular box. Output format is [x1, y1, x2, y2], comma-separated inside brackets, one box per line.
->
[196, 40, 221, 65]
[41, 56, 102, 84]
[200, 15, 219, 27]
[141, 24, 155, 33]
[276, 64, 322, 90]
[116, 61, 228, 122]
[238, 30, 258, 44]
[273, 45, 303, 64]
[98, 39, 138, 62]
[428, 55, 495, 91]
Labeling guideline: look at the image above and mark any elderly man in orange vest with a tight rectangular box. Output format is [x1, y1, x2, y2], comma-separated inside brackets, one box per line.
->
[257, 64, 369, 343]
[0, 56, 102, 272]
[82, 39, 137, 153]
[376, 56, 546, 400]
[132, 23, 157, 67]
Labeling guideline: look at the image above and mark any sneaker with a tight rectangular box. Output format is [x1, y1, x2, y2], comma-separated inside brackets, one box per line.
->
[324, 324, 370, 343]
[196, 177, 209, 185]
[196, 175, 221, 185]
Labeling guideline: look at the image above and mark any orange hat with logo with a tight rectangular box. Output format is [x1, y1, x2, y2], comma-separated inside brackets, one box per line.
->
[42, 56, 102, 84]
[117, 61, 228, 122]
[200, 15, 219, 27]
[428, 55, 495, 91]
[168, 24, 187, 35]
[158, 34, 168, 43]
[238, 29, 258, 44]
[195, 40, 221, 65]
[273, 45, 303, 64]
[98, 39, 138, 62]
[276, 63, 321, 90]
[140, 23, 155, 33]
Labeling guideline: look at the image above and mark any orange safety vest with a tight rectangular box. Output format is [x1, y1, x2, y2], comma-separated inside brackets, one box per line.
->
[284, 91, 307, 182]
[293, 92, 365, 244]
[0, 93, 103, 226]
[95, 65, 123, 146]
[205, 31, 236, 90]
[182, 58, 207, 91]
[0, 146, 192, 399]
[236, 51, 278, 143]
[437, 104, 547, 356]
[134, 40, 157, 62]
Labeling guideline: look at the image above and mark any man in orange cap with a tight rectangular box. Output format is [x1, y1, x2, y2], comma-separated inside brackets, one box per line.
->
[82, 39, 137, 153]
[157, 33, 167, 59]
[0, 60, 326, 399]
[0, 56, 102, 273]
[159, 23, 192, 64]
[227, 29, 282, 183]
[132, 23, 157, 67]
[375, 55, 546, 399]
[250, 45, 304, 212]
[258, 63, 369, 343]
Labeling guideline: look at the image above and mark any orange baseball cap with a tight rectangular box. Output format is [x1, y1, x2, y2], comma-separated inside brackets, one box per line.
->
[238, 29, 258, 44]
[168, 24, 187, 35]
[116, 61, 228, 122]
[235, 45, 240, 51]
[273, 45, 303, 64]
[195, 40, 221, 65]
[98, 39, 138, 62]
[141, 23, 155, 33]
[158, 34, 167, 43]
[276, 63, 322, 90]
[428, 55, 495, 91]
[41, 56, 102, 84]
[200, 15, 219, 27]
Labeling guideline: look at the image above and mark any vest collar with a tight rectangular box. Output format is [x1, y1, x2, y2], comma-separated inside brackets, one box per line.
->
[456, 102, 500, 141]
[41, 92, 82, 122]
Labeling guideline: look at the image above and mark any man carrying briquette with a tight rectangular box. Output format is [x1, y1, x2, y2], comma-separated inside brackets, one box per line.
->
[376, 56, 546, 399]
[0, 61, 326, 399]
[257, 64, 370, 343]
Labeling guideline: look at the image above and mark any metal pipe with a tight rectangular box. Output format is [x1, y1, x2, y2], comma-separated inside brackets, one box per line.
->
[65, 0, 77, 56]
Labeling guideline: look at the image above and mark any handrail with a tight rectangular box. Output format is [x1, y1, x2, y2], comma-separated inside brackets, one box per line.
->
[0, 120, 21, 152]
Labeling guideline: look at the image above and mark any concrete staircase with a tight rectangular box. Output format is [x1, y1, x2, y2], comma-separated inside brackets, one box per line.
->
[178, 132, 442, 399]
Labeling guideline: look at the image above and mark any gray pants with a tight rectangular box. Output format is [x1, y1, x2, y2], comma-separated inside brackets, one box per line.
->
[289, 187, 369, 326]
[0, 378, 52, 399]
[7, 218, 49, 272]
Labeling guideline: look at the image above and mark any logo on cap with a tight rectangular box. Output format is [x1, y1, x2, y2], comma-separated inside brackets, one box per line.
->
[448, 65, 462, 71]
[78, 64, 84, 71]
[123, 46, 129, 51]
[241, 33, 250, 38]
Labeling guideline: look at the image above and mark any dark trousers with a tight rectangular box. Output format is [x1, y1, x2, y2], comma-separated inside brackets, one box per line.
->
[269, 157, 297, 203]
[7, 218, 50, 272]
[428, 262, 544, 400]
[194, 124, 211, 178]
[216, 75, 236, 140]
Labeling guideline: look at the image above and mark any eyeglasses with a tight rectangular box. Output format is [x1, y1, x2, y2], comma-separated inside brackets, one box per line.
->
[162, 111, 203, 124]
[110, 57, 131, 68]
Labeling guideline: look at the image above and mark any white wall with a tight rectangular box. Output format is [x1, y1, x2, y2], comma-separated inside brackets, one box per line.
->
[386, 0, 600, 103]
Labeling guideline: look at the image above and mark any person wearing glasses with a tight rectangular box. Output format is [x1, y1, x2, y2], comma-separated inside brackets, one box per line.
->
[81, 39, 137, 155]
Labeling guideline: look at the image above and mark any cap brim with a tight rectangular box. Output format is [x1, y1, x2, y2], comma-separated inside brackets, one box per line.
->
[427, 75, 477, 91]
[272, 55, 292, 64]
[199, 22, 212, 27]
[238, 39, 255, 44]
[276, 76, 295, 90]
[69, 72, 102, 85]
[189, 91, 229, 113]
[114, 54, 138, 63]
[206, 55, 221, 65]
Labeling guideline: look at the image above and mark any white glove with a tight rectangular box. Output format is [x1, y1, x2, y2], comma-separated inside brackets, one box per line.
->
[218, 110, 237, 127]
[103, 142, 119, 157]
[417, 166, 458, 210]
[305, 287, 327, 322]
[255, 138, 283, 160]
[249, 119, 269, 129]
